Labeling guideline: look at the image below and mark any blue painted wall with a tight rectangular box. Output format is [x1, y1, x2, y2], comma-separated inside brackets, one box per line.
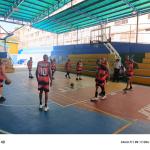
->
[51, 44, 109, 56]
[51, 42, 150, 63]
[51, 42, 150, 56]
[0, 52, 7, 58]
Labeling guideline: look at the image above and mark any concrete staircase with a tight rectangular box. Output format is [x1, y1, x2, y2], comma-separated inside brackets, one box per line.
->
[133, 53, 150, 85]
[2, 58, 15, 73]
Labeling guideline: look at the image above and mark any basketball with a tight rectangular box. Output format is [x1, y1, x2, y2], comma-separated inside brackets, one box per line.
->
[5, 79, 11, 85]
[70, 82, 74, 88]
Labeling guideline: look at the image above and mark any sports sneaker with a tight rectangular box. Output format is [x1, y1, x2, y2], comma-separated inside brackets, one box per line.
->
[128, 86, 133, 90]
[101, 95, 107, 100]
[44, 106, 49, 112]
[91, 97, 99, 101]
[76, 78, 78, 80]
[0, 97, 6, 101]
[79, 78, 82, 80]
[39, 104, 43, 109]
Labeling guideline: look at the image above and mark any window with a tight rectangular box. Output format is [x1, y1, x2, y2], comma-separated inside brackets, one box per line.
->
[148, 14, 150, 19]
[115, 19, 128, 25]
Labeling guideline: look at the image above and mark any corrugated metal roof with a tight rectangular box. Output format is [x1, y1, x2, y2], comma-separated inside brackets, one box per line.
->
[0, 0, 150, 33]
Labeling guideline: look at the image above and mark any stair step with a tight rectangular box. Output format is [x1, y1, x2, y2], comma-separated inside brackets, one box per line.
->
[145, 53, 150, 59]
[133, 75, 150, 85]
[134, 69, 150, 76]
[143, 58, 150, 63]
[138, 63, 150, 69]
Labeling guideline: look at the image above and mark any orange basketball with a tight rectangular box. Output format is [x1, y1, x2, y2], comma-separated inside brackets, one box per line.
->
[70, 83, 74, 88]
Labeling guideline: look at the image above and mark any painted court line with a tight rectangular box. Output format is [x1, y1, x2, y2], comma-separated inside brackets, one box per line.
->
[64, 99, 90, 107]
[113, 121, 134, 134]
[0, 129, 11, 134]
[48, 99, 65, 107]
[81, 102, 129, 122]
[63, 89, 124, 108]
[50, 91, 79, 102]
[0, 103, 37, 107]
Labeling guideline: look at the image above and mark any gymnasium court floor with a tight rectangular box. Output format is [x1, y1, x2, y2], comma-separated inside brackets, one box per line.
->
[0, 69, 150, 134]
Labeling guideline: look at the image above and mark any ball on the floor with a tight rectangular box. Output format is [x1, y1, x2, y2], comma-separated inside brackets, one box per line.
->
[70, 82, 74, 88]
[5, 79, 11, 85]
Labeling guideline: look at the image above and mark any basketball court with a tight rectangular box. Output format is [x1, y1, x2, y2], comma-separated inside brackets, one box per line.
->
[0, 70, 149, 134]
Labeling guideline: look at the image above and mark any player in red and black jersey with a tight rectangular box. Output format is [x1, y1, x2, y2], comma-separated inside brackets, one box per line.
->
[36, 55, 52, 112]
[51, 58, 56, 80]
[76, 60, 83, 80]
[27, 57, 33, 78]
[0, 59, 11, 102]
[124, 55, 137, 91]
[65, 59, 72, 79]
[91, 59, 108, 101]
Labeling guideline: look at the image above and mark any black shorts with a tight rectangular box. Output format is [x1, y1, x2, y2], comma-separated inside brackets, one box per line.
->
[38, 81, 49, 92]
[0, 79, 3, 87]
[96, 79, 105, 86]
[126, 74, 133, 80]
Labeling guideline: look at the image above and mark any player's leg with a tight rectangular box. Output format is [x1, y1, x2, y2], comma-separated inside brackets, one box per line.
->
[124, 75, 129, 91]
[76, 72, 79, 80]
[91, 84, 99, 101]
[44, 91, 49, 112]
[100, 84, 106, 99]
[68, 72, 71, 79]
[129, 77, 133, 90]
[79, 72, 82, 80]
[39, 90, 43, 109]
[0, 80, 6, 101]
[52, 70, 54, 80]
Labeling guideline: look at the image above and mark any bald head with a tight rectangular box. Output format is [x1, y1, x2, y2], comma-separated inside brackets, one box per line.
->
[43, 55, 48, 61]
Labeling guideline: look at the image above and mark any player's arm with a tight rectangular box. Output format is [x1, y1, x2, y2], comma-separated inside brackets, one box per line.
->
[27, 60, 29, 66]
[1, 64, 9, 80]
[48, 63, 52, 86]
[36, 62, 39, 81]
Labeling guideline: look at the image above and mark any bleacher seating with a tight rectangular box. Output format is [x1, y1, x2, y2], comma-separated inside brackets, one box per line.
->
[56, 53, 116, 77]
[133, 53, 150, 85]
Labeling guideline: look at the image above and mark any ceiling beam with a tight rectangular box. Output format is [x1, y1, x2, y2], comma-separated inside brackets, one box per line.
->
[4, 0, 25, 19]
[37, 0, 53, 6]
[122, 0, 139, 13]
[32, 0, 71, 24]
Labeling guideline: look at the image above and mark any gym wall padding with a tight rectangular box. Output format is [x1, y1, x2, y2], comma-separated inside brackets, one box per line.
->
[0, 52, 7, 58]
[51, 42, 150, 63]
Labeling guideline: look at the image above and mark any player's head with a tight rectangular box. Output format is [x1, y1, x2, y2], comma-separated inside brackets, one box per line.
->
[126, 55, 129, 60]
[30, 57, 32, 60]
[43, 54, 48, 61]
[0, 58, 2, 65]
[96, 59, 101, 65]
[129, 58, 133, 63]
[68, 59, 70, 62]
[101, 58, 106, 64]
[50, 58, 53, 62]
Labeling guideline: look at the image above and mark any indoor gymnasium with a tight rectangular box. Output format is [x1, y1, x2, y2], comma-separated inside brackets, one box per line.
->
[0, 0, 150, 134]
